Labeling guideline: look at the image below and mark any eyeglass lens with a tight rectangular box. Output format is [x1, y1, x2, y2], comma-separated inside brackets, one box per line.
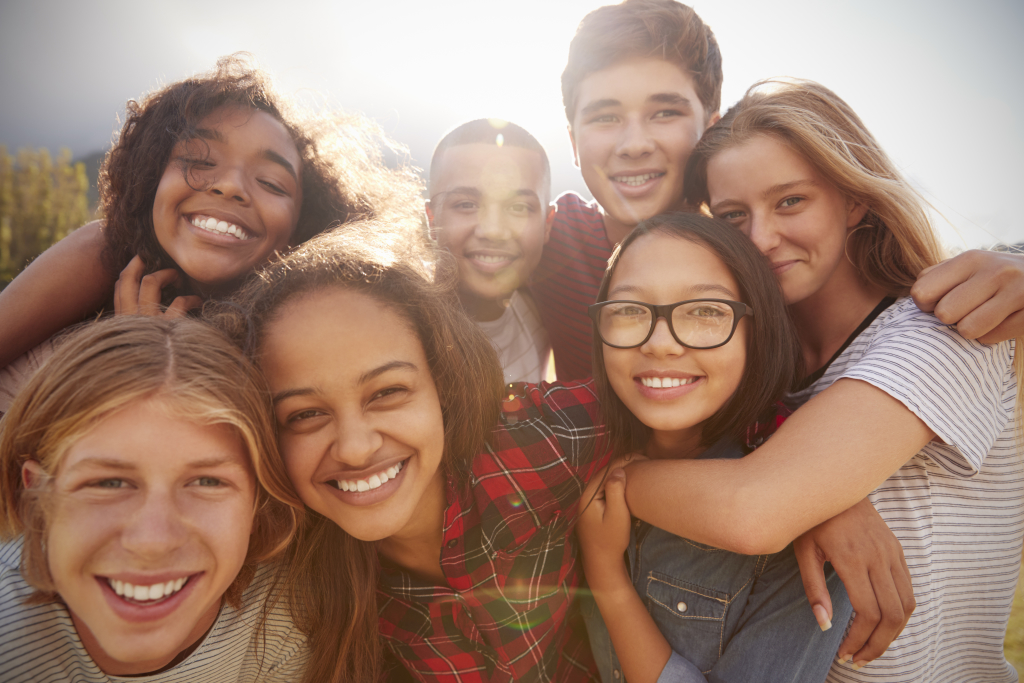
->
[598, 301, 737, 348]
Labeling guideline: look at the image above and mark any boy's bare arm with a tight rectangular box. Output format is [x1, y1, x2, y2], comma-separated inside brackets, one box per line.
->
[0, 221, 114, 368]
[912, 249, 1024, 343]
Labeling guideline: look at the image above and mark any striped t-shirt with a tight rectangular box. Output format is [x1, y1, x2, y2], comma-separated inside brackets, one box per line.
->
[0, 539, 307, 682]
[531, 192, 611, 380]
[476, 289, 552, 384]
[785, 297, 1022, 683]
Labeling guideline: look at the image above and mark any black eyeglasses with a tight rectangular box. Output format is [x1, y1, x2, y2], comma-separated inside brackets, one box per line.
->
[588, 299, 754, 349]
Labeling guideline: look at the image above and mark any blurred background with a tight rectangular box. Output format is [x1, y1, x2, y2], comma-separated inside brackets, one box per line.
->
[1, 0, 1021, 285]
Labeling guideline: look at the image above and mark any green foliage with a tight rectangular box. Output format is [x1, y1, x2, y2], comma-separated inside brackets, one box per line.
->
[0, 146, 93, 287]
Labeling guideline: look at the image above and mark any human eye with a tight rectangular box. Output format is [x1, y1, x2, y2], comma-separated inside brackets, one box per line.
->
[608, 303, 648, 318]
[259, 178, 287, 195]
[287, 408, 325, 423]
[508, 202, 533, 216]
[715, 209, 746, 222]
[90, 478, 128, 489]
[653, 109, 684, 119]
[691, 303, 729, 317]
[371, 386, 408, 403]
[779, 196, 803, 209]
[192, 476, 223, 487]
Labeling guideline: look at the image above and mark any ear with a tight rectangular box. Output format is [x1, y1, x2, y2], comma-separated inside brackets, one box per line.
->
[543, 203, 556, 245]
[567, 124, 579, 168]
[704, 111, 721, 131]
[22, 460, 44, 490]
[846, 201, 869, 230]
[424, 200, 439, 241]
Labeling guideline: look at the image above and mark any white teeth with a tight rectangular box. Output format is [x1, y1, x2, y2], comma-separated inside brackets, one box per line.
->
[189, 215, 251, 241]
[334, 460, 404, 493]
[108, 576, 189, 603]
[641, 376, 697, 388]
[615, 172, 662, 186]
[472, 254, 512, 264]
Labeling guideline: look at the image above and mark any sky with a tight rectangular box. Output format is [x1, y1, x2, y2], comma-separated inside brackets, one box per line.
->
[1, 0, 1021, 249]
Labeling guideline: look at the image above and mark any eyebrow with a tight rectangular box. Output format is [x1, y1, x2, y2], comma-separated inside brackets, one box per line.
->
[608, 283, 739, 299]
[710, 179, 819, 215]
[579, 92, 693, 118]
[66, 456, 243, 472]
[193, 128, 298, 182]
[432, 187, 540, 203]
[272, 361, 418, 405]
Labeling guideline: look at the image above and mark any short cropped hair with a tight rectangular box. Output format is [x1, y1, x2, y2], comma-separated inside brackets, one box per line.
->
[592, 211, 802, 456]
[0, 316, 302, 607]
[428, 118, 551, 199]
[561, 0, 723, 123]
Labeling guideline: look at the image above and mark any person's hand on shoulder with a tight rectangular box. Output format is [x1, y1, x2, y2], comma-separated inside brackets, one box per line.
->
[912, 249, 1024, 343]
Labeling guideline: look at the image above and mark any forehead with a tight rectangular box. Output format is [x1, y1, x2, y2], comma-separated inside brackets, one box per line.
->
[708, 135, 817, 192]
[573, 57, 704, 118]
[58, 397, 248, 474]
[432, 143, 546, 198]
[260, 287, 427, 389]
[611, 231, 739, 300]
[190, 106, 301, 168]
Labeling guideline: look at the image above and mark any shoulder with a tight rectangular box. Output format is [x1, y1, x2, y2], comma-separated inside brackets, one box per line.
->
[553, 191, 603, 230]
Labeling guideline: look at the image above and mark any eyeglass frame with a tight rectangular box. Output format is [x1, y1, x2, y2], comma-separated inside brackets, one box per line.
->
[587, 298, 755, 350]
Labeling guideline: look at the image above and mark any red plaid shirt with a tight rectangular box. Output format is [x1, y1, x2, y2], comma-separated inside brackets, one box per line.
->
[378, 380, 611, 682]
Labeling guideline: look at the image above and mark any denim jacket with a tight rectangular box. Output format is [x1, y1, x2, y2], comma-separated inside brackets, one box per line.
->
[582, 438, 852, 683]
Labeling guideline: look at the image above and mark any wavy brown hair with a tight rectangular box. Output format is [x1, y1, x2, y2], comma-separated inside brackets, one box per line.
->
[684, 79, 946, 296]
[0, 315, 302, 608]
[99, 53, 423, 294]
[207, 218, 504, 683]
[592, 212, 802, 457]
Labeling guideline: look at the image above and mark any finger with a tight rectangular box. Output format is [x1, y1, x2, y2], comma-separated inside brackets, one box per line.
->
[793, 539, 833, 631]
[164, 295, 204, 318]
[137, 269, 182, 317]
[909, 253, 975, 311]
[832, 563, 880, 663]
[113, 279, 125, 315]
[602, 468, 628, 517]
[978, 309, 1024, 344]
[847, 568, 906, 666]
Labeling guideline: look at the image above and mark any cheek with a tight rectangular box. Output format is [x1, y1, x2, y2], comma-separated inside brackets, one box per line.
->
[603, 349, 636, 398]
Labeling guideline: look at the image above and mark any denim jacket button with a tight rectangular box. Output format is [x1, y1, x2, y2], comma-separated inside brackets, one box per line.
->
[613, 671, 621, 680]
[677, 601, 688, 613]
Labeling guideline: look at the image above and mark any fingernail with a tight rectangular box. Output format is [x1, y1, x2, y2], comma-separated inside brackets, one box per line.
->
[812, 604, 832, 632]
[852, 660, 868, 670]
[837, 654, 851, 664]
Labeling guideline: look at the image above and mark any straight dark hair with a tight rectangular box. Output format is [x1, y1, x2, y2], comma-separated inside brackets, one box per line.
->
[592, 212, 802, 456]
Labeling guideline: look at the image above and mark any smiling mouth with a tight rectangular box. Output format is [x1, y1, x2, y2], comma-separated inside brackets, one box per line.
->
[469, 254, 515, 265]
[612, 172, 665, 187]
[189, 214, 252, 241]
[639, 376, 698, 388]
[329, 459, 406, 492]
[106, 576, 191, 605]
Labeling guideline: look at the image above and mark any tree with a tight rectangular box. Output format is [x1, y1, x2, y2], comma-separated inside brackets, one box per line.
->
[0, 146, 93, 287]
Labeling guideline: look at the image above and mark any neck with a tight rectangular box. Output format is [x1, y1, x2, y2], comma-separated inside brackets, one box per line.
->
[458, 289, 508, 323]
[377, 469, 448, 585]
[646, 426, 705, 461]
[601, 212, 634, 248]
[789, 262, 888, 375]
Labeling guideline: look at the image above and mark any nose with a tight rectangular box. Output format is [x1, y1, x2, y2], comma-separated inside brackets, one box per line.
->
[747, 213, 780, 256]
[208, 164, 250, 204]
[640, 317, 685, 358]
[616, 117, 656, 159]
[475, 203, 510, 241]
[121, 489, 190, 559]
[333, 412, 384, 469]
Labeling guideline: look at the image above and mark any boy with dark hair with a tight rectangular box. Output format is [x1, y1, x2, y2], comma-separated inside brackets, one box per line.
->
[427, 119, 555, 383]
[533, 0, 723, 380]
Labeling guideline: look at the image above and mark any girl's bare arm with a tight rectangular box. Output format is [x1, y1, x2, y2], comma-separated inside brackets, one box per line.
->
[0, 221, 114, 368]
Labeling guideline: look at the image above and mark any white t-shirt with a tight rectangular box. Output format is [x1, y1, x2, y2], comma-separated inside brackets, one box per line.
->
[476, 289, 552, 384]
[0, 538, 307, 682]
[786, 297, 1021, 683]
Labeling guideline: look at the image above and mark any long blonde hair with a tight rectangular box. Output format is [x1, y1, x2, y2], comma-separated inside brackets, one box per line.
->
[0, 316, 302, 606]
[685, 78, 946, 296]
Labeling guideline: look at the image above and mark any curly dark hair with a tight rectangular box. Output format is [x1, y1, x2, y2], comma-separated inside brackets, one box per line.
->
[99, 53, 423, 293]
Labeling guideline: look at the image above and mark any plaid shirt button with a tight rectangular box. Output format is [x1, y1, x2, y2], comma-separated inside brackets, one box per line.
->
[446, 539, 458, 549]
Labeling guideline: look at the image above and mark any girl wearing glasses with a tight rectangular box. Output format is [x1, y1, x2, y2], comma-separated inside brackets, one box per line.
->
[578, 211, 852, 683]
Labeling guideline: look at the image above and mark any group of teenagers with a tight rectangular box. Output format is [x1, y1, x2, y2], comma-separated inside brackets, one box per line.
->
[1, 1, 1023, 682]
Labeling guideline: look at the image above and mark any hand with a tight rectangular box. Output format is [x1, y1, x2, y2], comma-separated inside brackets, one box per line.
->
[114, 255, 203, 317]
[794, 497, 914, 669]
[911, 249, 1024, 343]
[578, 465, 632, 578]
